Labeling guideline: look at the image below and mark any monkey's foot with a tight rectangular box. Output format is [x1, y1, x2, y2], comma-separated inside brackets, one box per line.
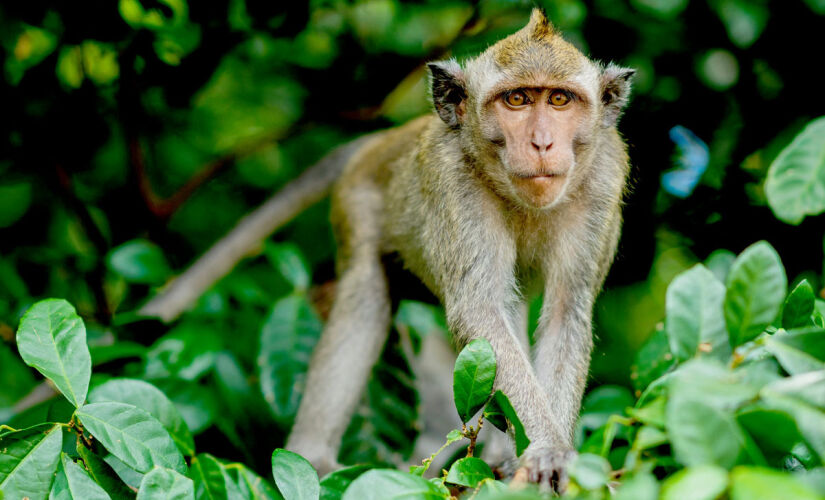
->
[514, 446, 577, 493]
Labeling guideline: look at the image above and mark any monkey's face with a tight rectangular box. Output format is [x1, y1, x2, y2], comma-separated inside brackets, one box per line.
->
[482, 84, 594, 209]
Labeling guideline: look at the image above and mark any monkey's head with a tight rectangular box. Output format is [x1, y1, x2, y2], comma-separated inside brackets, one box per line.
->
[428, 9, 634, 210]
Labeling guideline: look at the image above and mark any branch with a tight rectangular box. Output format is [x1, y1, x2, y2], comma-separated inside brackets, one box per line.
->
[138, 136, 371, 322]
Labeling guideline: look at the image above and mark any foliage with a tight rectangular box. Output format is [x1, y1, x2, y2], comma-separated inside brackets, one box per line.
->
[3, 0, 825, 499]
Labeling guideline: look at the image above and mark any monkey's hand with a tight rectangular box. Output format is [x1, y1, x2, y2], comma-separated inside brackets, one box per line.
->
[515, 446, 577, 493]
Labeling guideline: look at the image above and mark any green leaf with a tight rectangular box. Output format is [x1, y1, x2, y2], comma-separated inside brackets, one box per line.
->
[393, 301, 447, 353]
[320, 465, 372, 500]
[265, 242, 311, 291]
[189, 454, 227, 500]
[614, 470, 659, 500]
[765, 116, 825, 225]
[104, 453, 144, 489]
[107, 239, 171, 285]
[258, 295, 322, 423]
[0, 423, 62, 499]
[666, 393, 748, 468]
[50, 453, 111, 500]
[235, 464, 282, 500]
[666, 264, 729, 361]
[737, 406, 804, 465]
[484, 391, 530, 456]
[783, 280, 816, 329]
[445, 457, 493, 488]
[144, 324, 221, 381]
[137, 467, 195, 500]
[89, 378, 194, 456]
[341, 469, 449, 500]
[271, 449, 319, 500]
[580, 385, 634, 430]
[569, 453, 610, 490]
[724, 241, 787, 347]
[0, 182, 32, 227]
[758, 393, 825, 464]
[16, 299, 91, 408]
[763, 370, 825, 408]
[730, 466, 822, 500]
[76, 441, 134, 500]
[76, 402, 186, 474]
[660, 464, 728, 500]
[765, 328, 825, 375]
[452, 338, 496, 423]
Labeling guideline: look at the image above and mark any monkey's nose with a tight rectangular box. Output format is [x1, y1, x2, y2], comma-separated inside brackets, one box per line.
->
[531, 139, 553, 154]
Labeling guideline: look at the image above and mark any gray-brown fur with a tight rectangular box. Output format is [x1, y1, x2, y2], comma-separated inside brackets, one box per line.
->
[287, 9, 634, 491]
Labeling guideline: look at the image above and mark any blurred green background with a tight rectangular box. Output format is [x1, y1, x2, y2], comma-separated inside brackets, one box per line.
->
[1, 0, 824, 477]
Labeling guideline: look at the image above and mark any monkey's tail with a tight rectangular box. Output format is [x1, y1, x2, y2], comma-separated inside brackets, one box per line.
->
[138, 135, 374, 323]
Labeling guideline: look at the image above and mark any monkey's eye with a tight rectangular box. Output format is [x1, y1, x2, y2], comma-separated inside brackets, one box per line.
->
[549, 90, 571, 107]
[504, 90, 529, 107]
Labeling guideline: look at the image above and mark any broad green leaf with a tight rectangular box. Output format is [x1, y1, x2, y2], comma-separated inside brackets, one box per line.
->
[614, 470, 659, 500]
[76, 402, 186, 474]
[765, 328, 825, 375]
[0, 423, 62, 499]
[107, 239, 171, 284]
[271, 449, 319, 500]
[144, 324, 221, 381]
[763, 370, 825, 408]
[759, 393, 825, 463]
[705, 249, 736, 283]
[258, 295, 322, 423]
[484, 390, 530, 456]
[765, 116, 825, 225]
[393, 300, 447, 353]
[453, 338, 496, 423]
[737, 406, 804, 465]
[445, 457, 493, 488]
[730, 466, 822, 500]
[569, 453, 610, 490]
[666, 264, 729, 361]
[341, 469, 449, 500]
[50, 453, 111, 500]
[580, 385, 634, 430]
[632, 426, 668, 451]
[76, 441, 134, 500]
[104, 454, 144, 489]
[783, 280, 816, 329]
[666, 396, 748, 468]
[236, 464, 282, 500]
[16, 299, 91, 407]
[320, 465, 372, 500]
[89, 378, 194, 456]
[189, 454, 227, 500]
[137, 467, 195, 500]
[711, 0, 768, 49]
[0, 181, 32, 227]
[265, 242, 311, 291]
[660, 464, 728, 500]
[724, 241, 787, 347]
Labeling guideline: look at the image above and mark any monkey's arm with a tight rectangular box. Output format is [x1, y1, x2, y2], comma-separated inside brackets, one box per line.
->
[138, 136, 373, 323]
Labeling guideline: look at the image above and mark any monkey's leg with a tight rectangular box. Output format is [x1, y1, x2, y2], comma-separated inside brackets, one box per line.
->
[286, 191, 390, 476]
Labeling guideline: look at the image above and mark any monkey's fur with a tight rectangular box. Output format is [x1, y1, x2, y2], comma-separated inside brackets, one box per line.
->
[286, 9, 634, 489]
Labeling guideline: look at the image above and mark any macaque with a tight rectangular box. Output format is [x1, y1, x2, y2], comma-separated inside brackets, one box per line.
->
[284, 8, 635, 490]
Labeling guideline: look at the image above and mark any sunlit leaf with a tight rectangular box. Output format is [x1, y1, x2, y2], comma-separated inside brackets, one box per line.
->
[453, 338, 496, 424]
[76, 402, 186, 474]
[765, 116, 825, 225]
[137, 466, 195, 500]
[271, 448, 319, 500]
[730, 466, 822, 500]
[0, 423, 62, 499]
[341, 469, 449, 500]
[724, 241, 787, 347]
[16, 299, 91, 407]
[660, 464, 728, 500]
[570, 453, 610, 490]
[51, 453, 111, 500]
[783, 280, 816, 329]
[445, 457, 493, 488]
[107, 239, 171, 285]
[89, 378, 195, 456]
[666, 264, 728, 361]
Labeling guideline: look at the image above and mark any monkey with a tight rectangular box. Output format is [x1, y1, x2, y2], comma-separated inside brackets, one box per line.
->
[281, 9, 635, 491]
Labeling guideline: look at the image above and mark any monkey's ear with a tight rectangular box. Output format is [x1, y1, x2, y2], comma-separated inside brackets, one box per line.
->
[600, 63, 635, 127]
[428, 60, 467, 129]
